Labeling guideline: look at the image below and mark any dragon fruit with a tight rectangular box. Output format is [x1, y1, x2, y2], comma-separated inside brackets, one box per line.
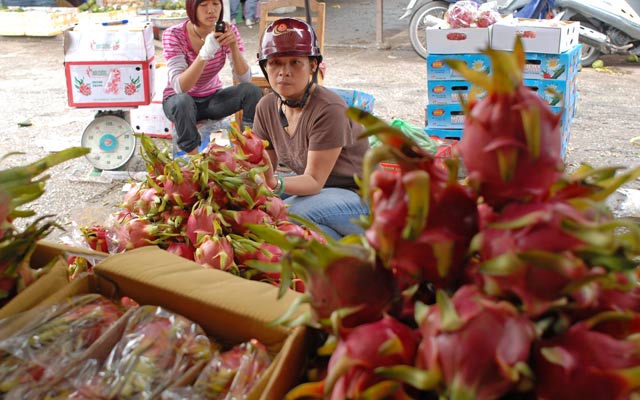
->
[534, 311, 640, 400]
[247, 226, 399, 330]
[412, 285, 536, 399]
[347, 110, 478, 292]
[228, 121, 269, 165]
[446, 39, 564, 208]
[287, 315, 420, 399]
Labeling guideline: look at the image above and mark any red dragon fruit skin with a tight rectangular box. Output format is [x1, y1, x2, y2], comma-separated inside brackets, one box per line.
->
[446, 40, 564, 208]
[417, 285, 536, 400]
[305, 246, 399, 329]
[389, 183, 478, 291]
[194, 234, 236, 271]
[472, 201, 596, 316]
[534, 313, 640, 400]
[479, 201, 590, 257]
[288, 315, 420, 400]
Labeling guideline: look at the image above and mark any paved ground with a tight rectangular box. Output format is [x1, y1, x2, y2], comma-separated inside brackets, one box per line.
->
[1, 0, 640, 241]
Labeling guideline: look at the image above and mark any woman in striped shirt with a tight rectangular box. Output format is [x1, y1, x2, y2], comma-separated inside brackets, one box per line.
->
[162, 0, 263, 155]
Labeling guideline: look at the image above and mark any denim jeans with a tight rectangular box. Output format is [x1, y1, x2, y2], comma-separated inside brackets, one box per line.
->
[163, 82, 262, 153]
[284, 187, 369, 240]
[229, 0, 241, 20]
[243, 0, 258, 19]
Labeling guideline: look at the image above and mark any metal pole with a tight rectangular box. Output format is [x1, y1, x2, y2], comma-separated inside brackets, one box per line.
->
[377, 0, 390, 49]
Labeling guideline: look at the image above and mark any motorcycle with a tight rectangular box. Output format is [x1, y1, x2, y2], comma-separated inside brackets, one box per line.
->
[401, 0, 554, 59]
[553, 0, 640, 66]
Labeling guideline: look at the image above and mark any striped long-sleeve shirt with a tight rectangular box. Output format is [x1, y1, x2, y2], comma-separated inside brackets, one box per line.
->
[161, 21, 247, 100]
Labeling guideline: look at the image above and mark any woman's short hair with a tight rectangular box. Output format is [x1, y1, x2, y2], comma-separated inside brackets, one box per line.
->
[186, 0, 224, 27]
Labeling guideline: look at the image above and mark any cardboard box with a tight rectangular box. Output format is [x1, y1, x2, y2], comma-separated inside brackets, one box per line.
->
[0, 240, 108, 320]
[427, 79, 486, 105]
[426, 104, 466, 129]
[426, 26, 491, 54]
[525, 78, 574, 107]
[522, 44, 581, 81]
[328, 87, 376, 113]
[426, 53, 491, 80]
[491, 18, 580, 54]
[424, 127, 463, 139]
[24, 246, 312, 399]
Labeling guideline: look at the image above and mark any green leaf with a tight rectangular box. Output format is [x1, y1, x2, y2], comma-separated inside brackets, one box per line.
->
[437, 290, 462, 332]
[375, 365, 441, 391]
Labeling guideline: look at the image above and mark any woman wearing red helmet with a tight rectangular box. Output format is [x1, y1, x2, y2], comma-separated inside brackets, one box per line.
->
[161, 0, 263, 155]
[253, 18, 370, 239]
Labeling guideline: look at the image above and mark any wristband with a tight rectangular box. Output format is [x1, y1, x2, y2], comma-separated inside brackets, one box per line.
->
[274, 174, 285, 197]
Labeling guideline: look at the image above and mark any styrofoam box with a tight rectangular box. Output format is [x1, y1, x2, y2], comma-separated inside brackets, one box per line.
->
[65, 59, 156, 107]
[0, 9, 26, 36]
[64, 23, 156, 108]
[63, 22, 154, 62]
[24, 7, 78, 36]
[491, 18, 580, 54]
[130, 101, 173, 136]
[426, 53, 491, 80]
[426, 26, 491, 54]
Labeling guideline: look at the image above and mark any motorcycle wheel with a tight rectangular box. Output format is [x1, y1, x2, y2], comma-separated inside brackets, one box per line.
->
[578, 21, 603, 67]
[409, 1, 450, 59]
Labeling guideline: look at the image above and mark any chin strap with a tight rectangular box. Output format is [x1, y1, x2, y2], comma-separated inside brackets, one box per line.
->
[276, 81, 314, 128]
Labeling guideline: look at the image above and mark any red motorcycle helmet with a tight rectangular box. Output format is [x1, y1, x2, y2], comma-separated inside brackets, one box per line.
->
[258, 18, 323, 79]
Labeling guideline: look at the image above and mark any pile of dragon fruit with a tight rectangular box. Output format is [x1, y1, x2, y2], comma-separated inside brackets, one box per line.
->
[78, 124, 321, 289]
[254, 41, 640, 399]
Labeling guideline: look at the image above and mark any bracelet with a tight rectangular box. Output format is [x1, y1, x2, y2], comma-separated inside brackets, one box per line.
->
[274, 174, 285, 197]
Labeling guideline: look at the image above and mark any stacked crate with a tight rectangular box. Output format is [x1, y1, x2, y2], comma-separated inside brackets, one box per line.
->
[423, 17, 581, 159]
[424, 24, 492, 141]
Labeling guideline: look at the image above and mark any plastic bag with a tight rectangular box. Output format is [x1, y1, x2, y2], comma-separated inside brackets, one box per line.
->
[446, 1, 479, 28]
[369, 119, 438, 155]
[0, 294, 125, 397]
[162, 339, 271, 400]
[51, 305, 213, 399]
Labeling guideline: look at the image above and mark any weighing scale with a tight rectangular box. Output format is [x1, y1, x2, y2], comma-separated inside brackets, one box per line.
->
[80, 111, 137, 171]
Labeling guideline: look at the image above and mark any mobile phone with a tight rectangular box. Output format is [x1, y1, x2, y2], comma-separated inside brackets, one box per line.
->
[215, 21, 226, 33]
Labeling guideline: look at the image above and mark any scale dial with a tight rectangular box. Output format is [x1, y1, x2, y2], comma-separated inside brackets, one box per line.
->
[81, 115, 136, 171]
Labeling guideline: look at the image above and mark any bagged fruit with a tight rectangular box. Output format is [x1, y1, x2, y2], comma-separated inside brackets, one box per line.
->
[446, 0, 479, 28]
[47, 305, 213, 399]
[0, 294, 125, 398]
[162, 339, 271, 400]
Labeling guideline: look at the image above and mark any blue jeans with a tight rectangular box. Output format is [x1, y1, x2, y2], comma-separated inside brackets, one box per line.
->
[229, 0, 241, 20]
[284, 188, 369, 240]
[244, 0, 258, 19]
[163, 82, 262, 153]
